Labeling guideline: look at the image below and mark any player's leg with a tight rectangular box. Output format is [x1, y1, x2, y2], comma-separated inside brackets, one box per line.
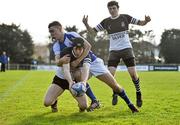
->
[108, 51, 121, 105]
[1, 63, 5, 72]
[108, 66, 116, 76]
[0, 63, 2, 72]
[44, 76, 67, 112]
[96, 73, 138, 113]
[90, 58, 138, 113]
[73, 68, 100, 111]
[71, 93, 88, 112]
[122, 48, 142, 107]
[44, 84, 64, 112]
[85, 83, 101, 112]
[127, 66, 142, 107]
[108, 66, 119, 105]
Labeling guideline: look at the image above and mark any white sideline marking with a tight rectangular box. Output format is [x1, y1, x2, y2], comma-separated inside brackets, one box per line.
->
[0, 72, 31, 102]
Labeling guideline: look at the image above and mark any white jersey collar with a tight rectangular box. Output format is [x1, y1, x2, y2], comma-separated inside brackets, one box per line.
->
[110, 14, 120, 19]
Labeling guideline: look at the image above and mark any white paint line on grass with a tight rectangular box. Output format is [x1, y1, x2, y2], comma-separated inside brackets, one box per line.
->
[0, 71, 32, 102]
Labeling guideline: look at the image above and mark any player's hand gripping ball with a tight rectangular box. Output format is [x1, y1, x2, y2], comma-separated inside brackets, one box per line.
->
[71, 82, 86, 97]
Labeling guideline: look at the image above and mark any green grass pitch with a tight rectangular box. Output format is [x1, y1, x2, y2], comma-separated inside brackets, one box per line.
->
[0, 70, 180, 125]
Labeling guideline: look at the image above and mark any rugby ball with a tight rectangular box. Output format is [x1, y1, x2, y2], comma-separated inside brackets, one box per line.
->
[71, 82, 86, 97]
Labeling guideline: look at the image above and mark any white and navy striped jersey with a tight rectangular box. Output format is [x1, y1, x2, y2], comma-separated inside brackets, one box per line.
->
[94, 14, 139, 51]
[52, 31, 81, 79]
[53, 32, 81, 56]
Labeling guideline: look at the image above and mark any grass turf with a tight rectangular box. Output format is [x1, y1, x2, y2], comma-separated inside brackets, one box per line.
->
[0, 70, 180, 125]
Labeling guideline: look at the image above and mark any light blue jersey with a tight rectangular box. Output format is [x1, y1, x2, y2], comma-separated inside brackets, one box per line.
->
[53, 32, 81, 56]
[53, 32, 81, 79]
[53, 31, 109, 79]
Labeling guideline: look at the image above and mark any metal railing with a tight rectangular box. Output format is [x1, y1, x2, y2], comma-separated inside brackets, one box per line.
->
[7, 64, 37, 70]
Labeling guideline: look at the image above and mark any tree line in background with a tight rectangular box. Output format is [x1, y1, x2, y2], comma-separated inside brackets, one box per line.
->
[160, 29, 180, 64]
[0, 23, 180, 64]
[0, 23, 34, 64]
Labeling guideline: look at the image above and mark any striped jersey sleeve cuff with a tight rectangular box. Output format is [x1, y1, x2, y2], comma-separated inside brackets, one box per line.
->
[130, 18, 139, 24]
[83, 58, 91, 64]
[94, 24, 104, 32]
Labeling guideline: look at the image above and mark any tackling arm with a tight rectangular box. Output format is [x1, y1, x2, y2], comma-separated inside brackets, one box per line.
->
[71, 38, 91, 67]
[62, 63, 74, 88]
[55, 54, 70, 66]
[77, 38, 91, 62]
[80, 63, 90, 84]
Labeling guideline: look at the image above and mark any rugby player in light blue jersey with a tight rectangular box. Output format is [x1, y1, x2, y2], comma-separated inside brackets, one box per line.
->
[44, 21, 100, 112]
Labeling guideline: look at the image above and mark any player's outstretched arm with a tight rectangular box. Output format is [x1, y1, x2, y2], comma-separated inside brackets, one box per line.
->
[82, 15, 97, 37]
[138, 15, 151, 26]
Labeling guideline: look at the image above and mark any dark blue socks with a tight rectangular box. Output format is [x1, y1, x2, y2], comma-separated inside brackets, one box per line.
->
[86, 83, 97, 101]
[118, 89, 131, 105]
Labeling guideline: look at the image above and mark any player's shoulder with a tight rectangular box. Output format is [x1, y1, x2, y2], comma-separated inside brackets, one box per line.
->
[120, 14, 132, 18]
[102, 16, 111, 21]
[52, 41, 60, 53]
[53, 41, 59, 47]
[66, 31, 81, 37]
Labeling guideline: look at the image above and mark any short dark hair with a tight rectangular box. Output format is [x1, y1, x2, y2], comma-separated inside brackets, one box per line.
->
[71, 37, 84, 48]
[107, 1, 119, 8]
[48, 21, 61, 28]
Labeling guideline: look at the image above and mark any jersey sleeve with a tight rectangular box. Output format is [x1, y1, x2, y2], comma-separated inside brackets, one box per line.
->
[83, 54, 92, 64]
[93, 19, 106, 32]
[53, 42, 61, 56]
[67, 32, 81, 38]
[124, 14, 139, 25]
[66, 32, 83, 46]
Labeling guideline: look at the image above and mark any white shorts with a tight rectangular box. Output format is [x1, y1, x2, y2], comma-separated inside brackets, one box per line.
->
[90, 58, 109, 76]
[55, 58, 109, 79]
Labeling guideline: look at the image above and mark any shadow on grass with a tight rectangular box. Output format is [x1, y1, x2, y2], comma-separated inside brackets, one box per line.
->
[12, 108, 139, 125]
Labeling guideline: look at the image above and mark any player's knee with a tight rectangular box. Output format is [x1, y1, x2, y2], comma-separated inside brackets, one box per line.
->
[44, 99, 53, 107]
[131, 74, 138, 81]
[44, 101, 49, 107]
[79, 102, 88, 109]
[113, 87, 120, 93]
